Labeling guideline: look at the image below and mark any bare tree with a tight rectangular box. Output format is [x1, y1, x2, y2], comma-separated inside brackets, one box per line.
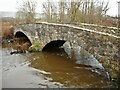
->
[59, 1, 65, 22]
[69, 0, 82, 22]
[42, 0, 109, 25]
[42, 0, 57, 22]
[16, 0, 37, 24]
[42, 0, 51, 22]
[94, 1, 109, 24]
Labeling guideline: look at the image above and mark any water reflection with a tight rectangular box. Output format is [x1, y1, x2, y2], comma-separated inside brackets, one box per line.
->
[28, 52, 111, 88]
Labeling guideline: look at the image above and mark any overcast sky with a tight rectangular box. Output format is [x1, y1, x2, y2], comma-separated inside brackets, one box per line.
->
[0, 0, 119, 16]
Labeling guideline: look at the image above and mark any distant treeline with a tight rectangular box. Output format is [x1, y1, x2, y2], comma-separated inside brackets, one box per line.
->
[15, 0, 118, 27]
[41, 0, 118, 27]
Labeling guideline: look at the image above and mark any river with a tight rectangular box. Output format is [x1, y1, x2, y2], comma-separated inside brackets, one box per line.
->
[1, 45, 111, 88]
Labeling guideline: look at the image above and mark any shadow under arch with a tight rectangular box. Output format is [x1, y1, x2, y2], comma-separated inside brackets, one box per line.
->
[14, 31, 32, 45]
[42, 40, 66, 52]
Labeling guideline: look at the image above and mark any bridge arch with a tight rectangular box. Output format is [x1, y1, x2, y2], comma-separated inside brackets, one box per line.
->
[14, 31, 32, 45]
[42, 40, 66, 52]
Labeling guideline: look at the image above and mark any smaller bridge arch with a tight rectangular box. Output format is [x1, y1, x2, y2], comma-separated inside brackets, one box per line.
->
[14, 31, 32, 45]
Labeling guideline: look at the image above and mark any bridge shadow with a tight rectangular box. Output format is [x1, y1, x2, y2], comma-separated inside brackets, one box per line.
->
[42, 40, 66, 52]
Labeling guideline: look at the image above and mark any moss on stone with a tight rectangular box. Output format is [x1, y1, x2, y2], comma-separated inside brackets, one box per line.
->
[28, 43, 42, 52]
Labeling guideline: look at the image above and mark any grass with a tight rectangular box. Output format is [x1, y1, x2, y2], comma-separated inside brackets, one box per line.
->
[1, 22, 14, 39]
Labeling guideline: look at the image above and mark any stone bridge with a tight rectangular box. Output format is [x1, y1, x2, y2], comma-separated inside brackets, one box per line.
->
[13, 22, 120, 78]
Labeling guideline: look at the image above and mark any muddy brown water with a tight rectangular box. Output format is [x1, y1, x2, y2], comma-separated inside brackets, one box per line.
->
[1, 44, 111, 88]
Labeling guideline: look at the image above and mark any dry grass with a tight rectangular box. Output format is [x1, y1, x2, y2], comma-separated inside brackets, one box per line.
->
[1, 22, 14, 38]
